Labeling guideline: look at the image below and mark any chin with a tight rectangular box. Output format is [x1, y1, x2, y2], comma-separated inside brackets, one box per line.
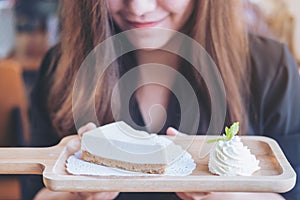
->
[124, 28, 176, 50]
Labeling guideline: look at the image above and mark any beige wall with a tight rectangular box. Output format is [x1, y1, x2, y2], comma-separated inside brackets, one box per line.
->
[286, 0, 300, 58]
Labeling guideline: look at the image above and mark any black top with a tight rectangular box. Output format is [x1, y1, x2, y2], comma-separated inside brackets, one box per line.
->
[21, 35, 300, 200]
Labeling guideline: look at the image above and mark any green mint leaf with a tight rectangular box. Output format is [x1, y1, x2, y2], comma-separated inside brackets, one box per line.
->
[207, 138, 226, 144]
[225, 127, 230, 138]
[207, 122, 240, 144]
[229, 122, 239, 138]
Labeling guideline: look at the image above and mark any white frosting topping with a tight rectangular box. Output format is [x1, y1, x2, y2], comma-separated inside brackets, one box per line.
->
[208, 136, 260, 176]
[81, 121, 183, 164]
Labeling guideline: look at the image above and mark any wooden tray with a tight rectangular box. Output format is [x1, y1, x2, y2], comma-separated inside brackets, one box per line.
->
[0, 135, 296, 193]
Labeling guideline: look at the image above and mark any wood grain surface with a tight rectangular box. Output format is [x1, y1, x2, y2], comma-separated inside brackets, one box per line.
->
[0, 135, 296, 193]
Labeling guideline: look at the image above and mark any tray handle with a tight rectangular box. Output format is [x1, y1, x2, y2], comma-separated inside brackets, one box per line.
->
[0, 135, 77, 174]
[0, 147, 50, 174]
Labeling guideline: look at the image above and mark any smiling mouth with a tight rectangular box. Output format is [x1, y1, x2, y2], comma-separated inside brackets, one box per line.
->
[126, 17, 167, 28]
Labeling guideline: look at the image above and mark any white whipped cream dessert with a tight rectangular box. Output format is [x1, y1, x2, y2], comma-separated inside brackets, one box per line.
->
[208, 135, 260, 176]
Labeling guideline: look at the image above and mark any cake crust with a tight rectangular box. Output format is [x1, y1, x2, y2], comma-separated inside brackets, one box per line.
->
[82, 150, 166, 174]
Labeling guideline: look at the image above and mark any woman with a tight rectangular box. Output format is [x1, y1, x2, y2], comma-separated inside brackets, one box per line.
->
[23, 0, 300, 199]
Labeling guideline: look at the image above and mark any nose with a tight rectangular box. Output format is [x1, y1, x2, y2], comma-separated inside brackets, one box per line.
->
[127, 0, 157, 16]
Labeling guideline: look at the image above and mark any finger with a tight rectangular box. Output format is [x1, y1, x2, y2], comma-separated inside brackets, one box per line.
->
[78, 122, 97, 137]
[176, 192, 194, 200]
[185, 192, 211, 200]
[92, 192, 120, 200]
[166, 127, 186, 136]
[72, 192, 94, 199]
[66, 137, 81, 154]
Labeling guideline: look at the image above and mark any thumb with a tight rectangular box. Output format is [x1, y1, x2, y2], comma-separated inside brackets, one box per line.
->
[166, 127, 186, 136]
[78, 122, 97, 137]
[66, 137, 81, 154]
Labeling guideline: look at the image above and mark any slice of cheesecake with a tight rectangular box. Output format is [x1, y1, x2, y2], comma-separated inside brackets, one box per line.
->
[81, 121, 183, 174]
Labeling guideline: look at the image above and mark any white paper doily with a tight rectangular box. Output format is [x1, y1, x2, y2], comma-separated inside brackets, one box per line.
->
[66, 150, 196, 176]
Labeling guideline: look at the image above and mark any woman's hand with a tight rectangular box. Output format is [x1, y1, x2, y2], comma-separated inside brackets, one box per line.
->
[65, 122, 97, 154]
[36, 123, 119, 200]
[35, 188, 119, 200]
[77, 122, 97, 137]
[175, 192, 211, 200]
[166, 127, 211, 200]
[71, 191, 119, 200]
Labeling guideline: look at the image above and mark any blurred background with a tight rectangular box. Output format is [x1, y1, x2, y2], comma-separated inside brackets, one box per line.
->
[0, 0, 58, 199]
[245, 0, 300, 66]
[0, 0, 299, 199]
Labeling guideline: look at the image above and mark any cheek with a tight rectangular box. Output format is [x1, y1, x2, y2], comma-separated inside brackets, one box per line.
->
[161, 0, 194, 14]
[107, 0, 125, 28]
[107, 0, 123, 14]
[161, 0, 194, 31]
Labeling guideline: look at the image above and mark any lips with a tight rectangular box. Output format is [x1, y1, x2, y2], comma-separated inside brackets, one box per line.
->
[126, 17, 167, 28]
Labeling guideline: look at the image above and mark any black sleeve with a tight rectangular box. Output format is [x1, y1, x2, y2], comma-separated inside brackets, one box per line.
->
[29, 48, 60, 147]
[262, 45, 300, 199]
[21, 47, 60, 200]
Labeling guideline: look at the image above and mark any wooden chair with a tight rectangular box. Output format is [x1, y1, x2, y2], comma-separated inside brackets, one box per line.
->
[0, 59, 30, 200]
[0, 59, 29, 146]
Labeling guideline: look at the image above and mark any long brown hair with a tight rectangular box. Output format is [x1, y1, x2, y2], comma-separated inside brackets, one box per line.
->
[49, 0, 249, 136]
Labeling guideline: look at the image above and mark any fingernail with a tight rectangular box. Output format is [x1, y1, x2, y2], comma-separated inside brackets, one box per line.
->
[78, 124, 88, 135]
[86, 122, 96, 130]
[169, 127, 179, 135]
[78, 126, 84, 135]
